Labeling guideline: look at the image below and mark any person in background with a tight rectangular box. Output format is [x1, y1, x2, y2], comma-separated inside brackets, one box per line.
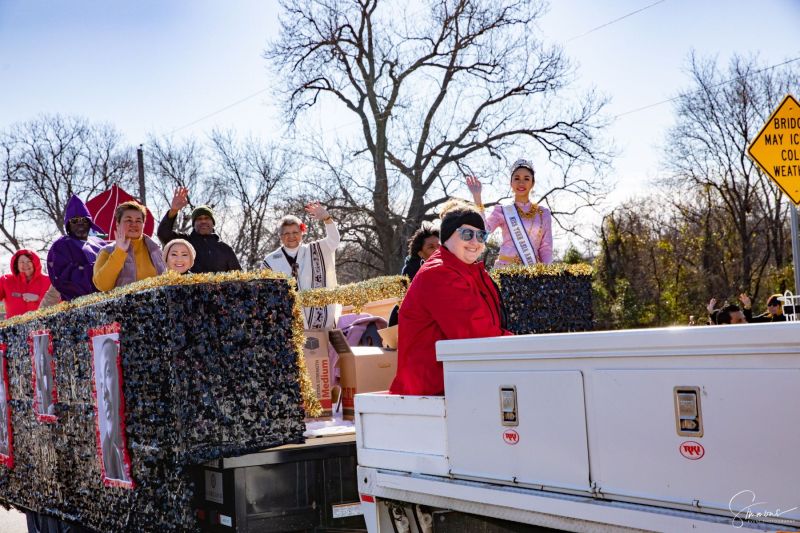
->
[93, 201, 166, 291]
[739, 293, 786, 323]
[707, 298, 747, 325]
[0, 250, 51, 319]
[718, 303, 746, 325]
[390, 200, 511, 396]
[264, 202, 340, 329]
[466, 158, 553, 268]
[157, 187, 241, 273]
[389, 223, 441, 327]
[47, 194, 107, 301]
[401, 222, 440, 282]
[162, 239, 196, 274]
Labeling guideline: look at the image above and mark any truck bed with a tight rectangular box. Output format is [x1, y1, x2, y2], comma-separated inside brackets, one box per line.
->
[355, 323, 800, 532]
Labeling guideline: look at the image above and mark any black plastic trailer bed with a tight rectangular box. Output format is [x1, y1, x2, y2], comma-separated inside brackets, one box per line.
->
[191, 434, 367, 533]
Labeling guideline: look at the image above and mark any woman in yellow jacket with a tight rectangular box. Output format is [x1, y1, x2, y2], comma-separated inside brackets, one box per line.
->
[93, 201, 166, 291]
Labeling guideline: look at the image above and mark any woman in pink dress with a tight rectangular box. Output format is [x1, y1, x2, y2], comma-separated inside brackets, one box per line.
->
[466, 159, 553, 268]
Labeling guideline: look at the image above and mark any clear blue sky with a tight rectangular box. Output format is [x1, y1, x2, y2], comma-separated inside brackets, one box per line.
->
[0, 0, 798, 257]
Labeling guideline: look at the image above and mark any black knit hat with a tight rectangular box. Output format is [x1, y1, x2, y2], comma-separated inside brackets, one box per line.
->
[440, 209, 485, 244]
[191, 205, 215, 225]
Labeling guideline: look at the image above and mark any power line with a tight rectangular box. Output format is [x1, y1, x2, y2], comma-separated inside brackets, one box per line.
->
[613, 56, 800, 119]
[566, 0, 667, 42]
[160, 2, 794, 135]
[163, 2, 671, 138]
[166, 86, 272, 136]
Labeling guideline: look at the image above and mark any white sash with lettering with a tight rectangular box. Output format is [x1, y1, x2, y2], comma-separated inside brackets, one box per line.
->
[305, 242, 328, 329]
[501, 203, 538, 265]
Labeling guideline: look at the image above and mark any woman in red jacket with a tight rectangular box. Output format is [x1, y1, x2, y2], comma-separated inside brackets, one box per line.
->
[390, 201, 512, 396]
[0, 249, 52, 319]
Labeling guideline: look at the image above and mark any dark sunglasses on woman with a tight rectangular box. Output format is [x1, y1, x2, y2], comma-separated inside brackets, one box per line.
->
[455, 227, 489, 243]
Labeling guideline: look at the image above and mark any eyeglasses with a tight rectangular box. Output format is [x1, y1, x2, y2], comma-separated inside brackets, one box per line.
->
[69, 216, 89, 225]
[455, 227, 489, 243]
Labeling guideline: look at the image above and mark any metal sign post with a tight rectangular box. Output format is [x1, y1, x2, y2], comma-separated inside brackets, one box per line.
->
[792, 205, 800, 295]
[747, 94, 800, 295]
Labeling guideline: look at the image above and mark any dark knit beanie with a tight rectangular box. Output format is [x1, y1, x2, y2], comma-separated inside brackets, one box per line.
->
[191, 205, 215, 225]
[440, 210, 486, 244]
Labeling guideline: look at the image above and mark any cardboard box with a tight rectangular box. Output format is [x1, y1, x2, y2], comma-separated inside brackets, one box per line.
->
[378, 325, 398, 350]
[330, 329, 397, 420]
[341, 297, 400, 321]
[303, 329, 332, 417]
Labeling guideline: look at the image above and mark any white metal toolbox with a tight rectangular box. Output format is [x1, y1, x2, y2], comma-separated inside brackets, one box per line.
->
[437, 323, 800, 523]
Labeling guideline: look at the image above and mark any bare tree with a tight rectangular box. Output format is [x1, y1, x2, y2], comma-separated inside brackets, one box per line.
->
[0, 115, 136, 252]
[208, 130, 292, 269]
[664, 53, 799, 299]
[0, 141, 28, 254]
[266, 0, 611, 273]
[145, 135, 213, 234]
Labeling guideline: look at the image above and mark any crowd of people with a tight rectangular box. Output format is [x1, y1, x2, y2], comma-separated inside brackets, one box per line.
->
[0, 159, 565, 397]
[705, 293, 789, 325]
[0, 158, 557, 319]
[3, 158, 793, 393]
[0, 188, 327, 320]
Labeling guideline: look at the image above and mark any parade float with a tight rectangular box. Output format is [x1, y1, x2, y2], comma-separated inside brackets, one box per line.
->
[0, 265, 593, 531]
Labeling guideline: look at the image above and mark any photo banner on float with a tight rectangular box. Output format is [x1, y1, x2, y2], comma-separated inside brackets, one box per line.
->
[0, 343, 13, 469]
[89, 322, 134, 489]
[29, 330, 58, 423]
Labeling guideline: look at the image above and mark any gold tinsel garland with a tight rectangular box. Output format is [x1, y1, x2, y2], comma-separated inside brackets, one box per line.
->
[490, 263, 593, 287]
[291, 293, 323, 418]
[297, 275, 409, 311]
[0, 268, 323, 419]
[1, 269, 293, 328]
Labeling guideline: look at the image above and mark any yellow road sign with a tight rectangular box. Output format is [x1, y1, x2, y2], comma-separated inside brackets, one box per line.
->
[748, 94, 800, 205]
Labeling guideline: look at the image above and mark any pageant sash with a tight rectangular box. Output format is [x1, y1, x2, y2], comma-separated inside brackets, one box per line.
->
[501, 203, 538, 265]
[305, 241, 329, 329]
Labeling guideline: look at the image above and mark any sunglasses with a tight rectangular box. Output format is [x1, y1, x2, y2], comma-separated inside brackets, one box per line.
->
[69, 216, 90, 225]
[455, 227, 489, 243]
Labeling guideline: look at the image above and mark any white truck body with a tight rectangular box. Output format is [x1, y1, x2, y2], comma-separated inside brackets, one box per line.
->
[355, 323, 800, 532]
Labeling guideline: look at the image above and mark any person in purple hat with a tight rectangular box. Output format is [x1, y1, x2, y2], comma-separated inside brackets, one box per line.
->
[46, 195, 107, 301]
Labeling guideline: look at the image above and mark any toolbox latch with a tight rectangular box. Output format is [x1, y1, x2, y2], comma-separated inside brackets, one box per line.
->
[500, 386, 518, 427]
[674, 386, 703, 437]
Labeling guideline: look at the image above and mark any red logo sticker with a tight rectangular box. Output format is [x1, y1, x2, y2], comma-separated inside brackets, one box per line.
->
[679, 441, 705, 460]
[502, 429, 519, 445]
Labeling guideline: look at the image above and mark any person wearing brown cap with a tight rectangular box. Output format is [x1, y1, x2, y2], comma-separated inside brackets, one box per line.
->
[739, 293, 786, 323]
[157, 187, 241, 274]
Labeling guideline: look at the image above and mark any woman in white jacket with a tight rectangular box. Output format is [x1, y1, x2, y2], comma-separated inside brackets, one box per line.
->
[263, 202, 341, 329]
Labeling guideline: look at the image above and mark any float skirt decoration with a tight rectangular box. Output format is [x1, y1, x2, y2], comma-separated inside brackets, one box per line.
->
[0, 274, 306, 532]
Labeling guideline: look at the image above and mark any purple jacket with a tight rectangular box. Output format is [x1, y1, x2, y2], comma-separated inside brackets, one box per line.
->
[46, 195, 107, 301]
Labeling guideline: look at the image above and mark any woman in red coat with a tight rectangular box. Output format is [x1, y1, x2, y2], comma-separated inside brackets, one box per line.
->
[390, 201, 512, 396]
[0, 249, 51, 319]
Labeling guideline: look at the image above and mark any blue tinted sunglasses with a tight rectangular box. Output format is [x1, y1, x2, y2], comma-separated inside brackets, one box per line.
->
[456, 227, 489, 243]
